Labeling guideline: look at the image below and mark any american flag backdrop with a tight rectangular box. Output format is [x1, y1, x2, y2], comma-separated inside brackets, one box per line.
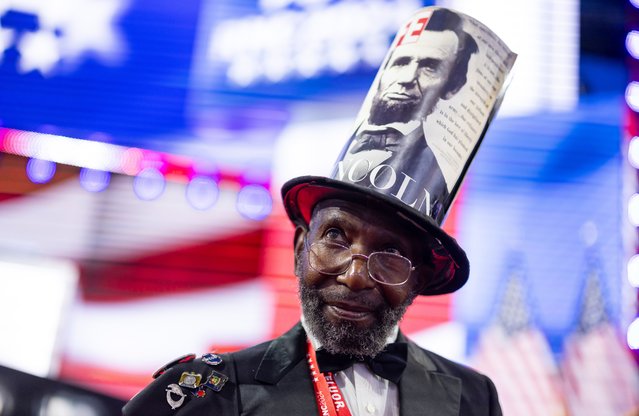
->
[560, 248, 639, 416]
[472, 251, 567, 416]
[471, 244, 639, 416]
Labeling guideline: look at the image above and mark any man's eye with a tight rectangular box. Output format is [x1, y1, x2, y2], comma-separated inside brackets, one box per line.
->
[324, 228, 345, 241]
[392, 57, 411, 67]
[419, 66, 436, 73]
[418, 59, 440, 73]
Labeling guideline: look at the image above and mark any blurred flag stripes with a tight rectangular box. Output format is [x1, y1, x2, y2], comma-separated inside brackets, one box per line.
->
[472, 251, 567, 416]
[560, 249, 639, 416]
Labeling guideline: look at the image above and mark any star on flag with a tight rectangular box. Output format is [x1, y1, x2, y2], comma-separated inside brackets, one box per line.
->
[0, 0, 128, 75]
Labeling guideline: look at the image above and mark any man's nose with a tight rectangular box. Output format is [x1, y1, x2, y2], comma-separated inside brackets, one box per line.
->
[336, 254, 376, 291]
[396, 62, 419, 85]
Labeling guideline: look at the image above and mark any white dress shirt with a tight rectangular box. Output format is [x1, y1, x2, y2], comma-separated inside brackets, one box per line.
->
[301, 317, 400, 416]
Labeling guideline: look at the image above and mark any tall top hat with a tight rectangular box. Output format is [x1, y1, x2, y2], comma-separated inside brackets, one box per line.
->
[282, 7, 516, 295]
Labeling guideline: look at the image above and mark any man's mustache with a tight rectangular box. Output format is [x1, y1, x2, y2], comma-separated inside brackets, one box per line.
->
[315, 285, 387, 310]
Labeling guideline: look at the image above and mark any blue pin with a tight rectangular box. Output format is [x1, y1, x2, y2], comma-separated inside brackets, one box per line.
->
[201, 353, 223, 366]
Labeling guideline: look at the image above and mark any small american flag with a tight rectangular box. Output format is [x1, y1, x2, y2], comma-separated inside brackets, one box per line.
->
[472, 251, 567, 416]
[560, 249, 639, 416]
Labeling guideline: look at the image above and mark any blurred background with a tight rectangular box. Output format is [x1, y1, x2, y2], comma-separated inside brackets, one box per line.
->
[0, 0, 637, 414]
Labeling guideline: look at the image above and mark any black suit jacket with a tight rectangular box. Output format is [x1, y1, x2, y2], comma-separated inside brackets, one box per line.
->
[123, 323, 501, 415]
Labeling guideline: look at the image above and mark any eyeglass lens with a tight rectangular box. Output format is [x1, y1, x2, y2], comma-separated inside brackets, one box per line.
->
[309, 241, 411, 285]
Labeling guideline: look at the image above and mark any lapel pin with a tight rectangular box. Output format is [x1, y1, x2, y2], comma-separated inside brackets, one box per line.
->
[202, 353, 223, 366]
[178, 372, 202, 389]
[165, 383, 187, 410]
[203, 370, 229, 392]
[194, 389, 207, 398]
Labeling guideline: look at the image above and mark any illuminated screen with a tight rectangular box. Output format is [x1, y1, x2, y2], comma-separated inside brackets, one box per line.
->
[0, 0, 635, 414]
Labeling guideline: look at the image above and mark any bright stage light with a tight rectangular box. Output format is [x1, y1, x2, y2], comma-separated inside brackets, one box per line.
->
[133, 167, 165, 201]
[186, 175, 219, 210]
[79, 168, 111, 193]
[629, 255, 639, 287]
[26, 158, 56, 184]
[626, 31, 639, 59]
[236, 184, 272, 220]
[626, 82, 639, 112]
[629, 136, 639, 169]
[629, 194, 639, 226]
[628, 318, 639, 350]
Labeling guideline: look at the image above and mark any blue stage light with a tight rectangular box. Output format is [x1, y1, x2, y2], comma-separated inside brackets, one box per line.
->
[79, 168, 111, 193]
[26, 158, 56, 184]
[133, 167, 165, 201]
[236, 184, 272, 220]
[186, 175, 219, 210]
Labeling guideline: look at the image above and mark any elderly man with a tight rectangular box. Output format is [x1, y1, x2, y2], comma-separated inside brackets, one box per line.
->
[124, 6, 512, 415]
[123, 181, 501, 416]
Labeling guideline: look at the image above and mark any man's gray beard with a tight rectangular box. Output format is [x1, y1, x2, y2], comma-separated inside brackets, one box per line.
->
[369, 94, 419, 125]
[299, 280, 416, 359]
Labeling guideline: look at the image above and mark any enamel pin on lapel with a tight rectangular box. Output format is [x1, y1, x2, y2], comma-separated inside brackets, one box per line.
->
[201, 352, 223, 366]
[203, 370, 229, 392]
[190, 370, 228, 398]
[178, 372, 203, 389]
[165, 384, 187, 410]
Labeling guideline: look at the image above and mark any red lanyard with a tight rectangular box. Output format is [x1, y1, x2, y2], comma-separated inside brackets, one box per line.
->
[306, 340, 354, 416]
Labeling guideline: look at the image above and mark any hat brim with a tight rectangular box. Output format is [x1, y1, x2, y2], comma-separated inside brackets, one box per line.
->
[281, 176, 469, 295]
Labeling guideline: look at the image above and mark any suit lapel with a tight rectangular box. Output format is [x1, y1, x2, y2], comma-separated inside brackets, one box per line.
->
[398, 334, 461, 416]
[254, 323, 306, 384]
[252, 323, 317, 414]
[248, 325, 462, 416]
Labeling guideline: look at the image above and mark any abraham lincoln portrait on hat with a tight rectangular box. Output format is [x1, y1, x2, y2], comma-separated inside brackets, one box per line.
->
[342, 8, 478, 221]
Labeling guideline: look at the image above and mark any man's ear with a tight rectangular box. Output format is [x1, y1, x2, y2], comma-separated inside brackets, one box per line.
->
[293, 225, 307, 277]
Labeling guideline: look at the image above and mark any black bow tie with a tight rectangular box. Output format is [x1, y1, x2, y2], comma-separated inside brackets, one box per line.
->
[350, 128, 402, 153]
[315, 343, 408, 384]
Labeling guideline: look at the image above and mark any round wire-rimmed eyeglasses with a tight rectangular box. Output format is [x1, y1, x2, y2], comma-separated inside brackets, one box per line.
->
[306, 239, 416, 286]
